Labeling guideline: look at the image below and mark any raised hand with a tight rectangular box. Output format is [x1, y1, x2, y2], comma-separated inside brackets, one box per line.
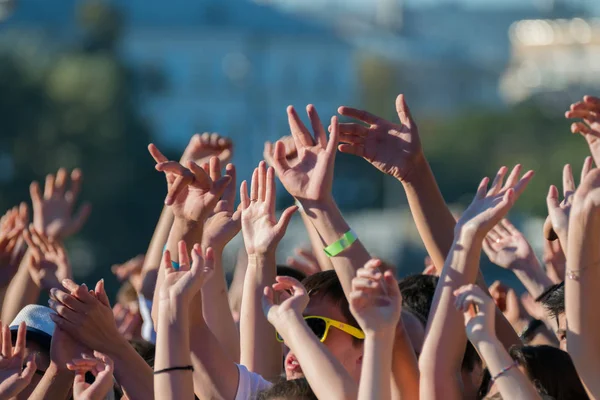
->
[0, 203, 28, 288]
[336, 94, 423, 182]
[202, 160, 241, 251]
[241, 161, 297, 255]
[545, 157, 593, 246]
[180, 132, 233, 165]
[23, 227, 71, 291]
[566, 95, 600, 166]
[159, 241, 214, 304]
[454, 284, 496, 344]
[111, 254, 144, 282]
[113, 303, 142, 340]
[455, 165, 534, 238]
[349, 259, 401, 336]
[30, 168, 91, 240]
[0, 322, 37, 399]
[148, 144, 231, 221]
[67, 352, 115, 400]
[262, 276, 309, 329]
[270, 105, 339, 202]
[483, 219, 540, 271]
[543, 239, 566, 284]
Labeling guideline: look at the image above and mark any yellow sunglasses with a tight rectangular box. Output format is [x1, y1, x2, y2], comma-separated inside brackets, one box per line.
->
[276, 315, 365, 343]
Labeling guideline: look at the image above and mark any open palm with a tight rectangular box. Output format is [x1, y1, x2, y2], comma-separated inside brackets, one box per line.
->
[271, 105, 339, 202]
[337, 94, 422, 182]
[23, 227, 71, 291]
[483, 219, 536, 270]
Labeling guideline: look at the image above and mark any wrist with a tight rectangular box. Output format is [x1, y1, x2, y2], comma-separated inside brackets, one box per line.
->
[398, 151, 428, 184]
[272, 310, 304, 336]
[470, 333, 501, 349]
[247, 251, 276, 264]
[172, 217, 204, 234]
[364, 328, 396, 341]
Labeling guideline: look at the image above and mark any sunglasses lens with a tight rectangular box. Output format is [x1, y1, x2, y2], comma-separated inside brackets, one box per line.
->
[305, 318, 327, 341]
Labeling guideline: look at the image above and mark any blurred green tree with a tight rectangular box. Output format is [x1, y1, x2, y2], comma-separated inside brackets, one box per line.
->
[0, 0, 167, 297]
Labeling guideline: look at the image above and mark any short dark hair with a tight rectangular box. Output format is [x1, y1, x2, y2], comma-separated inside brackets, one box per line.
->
[302, 270, 360, 335]
[536, 281, 565, 320]
[398, 274, 439, 325]
[277, 265, 307, 283]
[129, 339, 155, 368]
[257, 378, 316, 400]
[398, 274, 480, 371]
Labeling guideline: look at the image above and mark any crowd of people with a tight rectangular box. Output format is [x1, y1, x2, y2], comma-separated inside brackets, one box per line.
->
[0, 93, 599, 400]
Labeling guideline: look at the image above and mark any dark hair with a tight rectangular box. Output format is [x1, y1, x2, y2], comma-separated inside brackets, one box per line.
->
[257, 378, 316, 400]
[277, 265, 306, 283]
[398, 274, 480, 371]
[302, 270, 360, 339]
[129, 339, 155, 368]
[398, 274, 439, 325]
[536, 282, 565, 321]
[509, 345, 588, 400]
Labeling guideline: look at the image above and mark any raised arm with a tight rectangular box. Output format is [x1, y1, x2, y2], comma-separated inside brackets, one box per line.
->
[271, 106, 370, 296]
[155, 242, 215, 400]
[454, 285, 541, 400]
[482, 219, 553, 299]
[564, 168, 600, 397]
[566, 95, 600, 166]
[239, 161, 297, 378]
[263, 276, 357, 400]
[419, 166, 528, 400]
[349, 259, 402, 400]
[0, 204, 28, 319]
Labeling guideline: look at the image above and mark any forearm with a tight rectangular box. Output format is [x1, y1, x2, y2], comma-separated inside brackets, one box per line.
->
[28, 363, 72, 400]
[155, 303, 193, 400]
[240, 253, 280, 378]
[299, 208, 333, 271]
[189, 321, 239, 400]
[420, 235, 481, 400]
[2, 258, 40, 323]
[512, 260, 554, 299]
[107, 336, 155, 400]
[391, 325, 420, 400]
[359, 332, 394, 400]
[301, 198, 370, 296]
[281, 315, 357, 400]
[140, 206, 174, 299]
[565, 205, 600, 395]
[475, 338, 540, 399]
[201, 250, 240, 362]
[402, 156, 456, 273]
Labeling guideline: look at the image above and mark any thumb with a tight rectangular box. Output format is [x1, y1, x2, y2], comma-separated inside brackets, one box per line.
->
[275, 205, 298, 234]
[94, 279, 110, 307]
[396, 94, 415, 128]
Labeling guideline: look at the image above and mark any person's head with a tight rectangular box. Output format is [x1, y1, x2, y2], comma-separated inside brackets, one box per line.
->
[9, 305, 54, 400]
[482, 345, 588, 399]
[399, 274, 482, 396]
[277, 265, 306, 283]
[536, 282, 566, 349]
[257, 378, 316, 400]
[283, 271, 363, 382]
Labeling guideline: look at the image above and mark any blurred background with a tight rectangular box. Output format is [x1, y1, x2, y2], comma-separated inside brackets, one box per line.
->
[0, 0, 599, 297]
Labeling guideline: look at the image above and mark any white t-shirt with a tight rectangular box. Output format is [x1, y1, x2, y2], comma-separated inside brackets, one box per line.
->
[235, 364, 273, 400]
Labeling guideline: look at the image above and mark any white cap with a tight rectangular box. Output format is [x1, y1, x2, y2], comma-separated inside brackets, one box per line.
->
[9, 304, 56, 339]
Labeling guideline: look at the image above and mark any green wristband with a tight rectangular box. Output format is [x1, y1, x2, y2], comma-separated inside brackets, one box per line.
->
[323, 230, 357, 257]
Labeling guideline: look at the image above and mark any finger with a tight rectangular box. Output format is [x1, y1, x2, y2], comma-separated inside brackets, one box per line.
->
[62, 279, 96, 304]
[562, 164, 575, 197]
[68, 169, 83, 204]
[352, 277, 381, 291]
[250, 168, 259, 201]
[271, 140, 292, 176]
[222, 164, 236, 209]
[13, 321, 26, 357]
[29, 181, 42, 208]
[148, 143, 169, 164]
[581, 156, 594, 185]
[49, 288, 88, 312]
[482, 237, 495, 257]
[209, 156, 221, 183]
[263, 141, 274, 166]
[54, 168, 68, 197]
[488, 166, 508, 196]
[500, 219, 519, 236]
[20, 353, 36, 383]
[43, 174, 55, 199]
[512, 170, 535, 198]
[178, 240, 190, 271]
[240, 180, 250, 210]
[396, 94, 415, 128]
[49, 299, 82, 322]
[287, 105, 314, 148]
[337, 106, 379, 125]
[336, 123, 369, 137]
[163, 250, 174, 274]
[307, 104, 327, 148]
[383, 270, 400, 297]
[265, 167, 276, 215]
[547, 184, 561, 211]
[566, 109, 599, 121]
[1, 325, 11, 358]
[571, 121, 591, 135]
[356, 267, 383, 281]
[188, 161, 213, 191]
[494, 220, 511, 238]
[502, 164, 522, 190]
[584, 95, 600, 107]
[94, 279, 110, 307]
[338, 133, 365, 145]
[274, 275, 306, 297]
[67, 203, 92, 236]
[326, 116, 340, 156]
[275, 205, 298, 234]
[337, 143, 365, 157]
[258, 161, 267, 202]
[475, 177, 490, 199]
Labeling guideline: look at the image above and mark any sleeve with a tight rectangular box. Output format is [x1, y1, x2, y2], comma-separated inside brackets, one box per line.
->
[235, 364, 273, 400]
